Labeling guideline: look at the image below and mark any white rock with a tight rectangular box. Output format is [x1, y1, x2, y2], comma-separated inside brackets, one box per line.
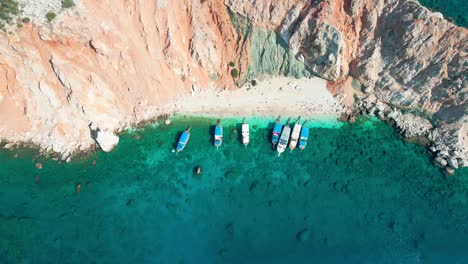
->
[447, 157, 459, 169]
[96, 131, 119, 152]
[434, 156, 447, 168]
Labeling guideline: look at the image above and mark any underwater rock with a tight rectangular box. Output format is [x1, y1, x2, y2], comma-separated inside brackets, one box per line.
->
[249, 181, 258, 193]
[126, 199, 136, 208]
[296, 228, 310, 242]
[34, 174, 40, 183]
[224, 168, 242, 179]
[75, 183, 81, 194]
[445, 166, 455, 175]
[35, 162, 43, 169]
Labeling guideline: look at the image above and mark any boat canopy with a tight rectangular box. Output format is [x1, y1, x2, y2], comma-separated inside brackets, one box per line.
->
[179, 131, 189, 143]
[215, 125, 223, 136]
[300, 127, 309, 139]
[273, 123, 282, 133]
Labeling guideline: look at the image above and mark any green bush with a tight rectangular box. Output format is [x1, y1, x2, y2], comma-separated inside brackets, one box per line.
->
[16, 22, 21, 28]
[61, 0, 75, 9]
[45, 12, 56, 22]
[228, 61, 235, 67]
[0, 0, 19, 23]
[21, 17, 30, 23]
[231, 68, 239, 78]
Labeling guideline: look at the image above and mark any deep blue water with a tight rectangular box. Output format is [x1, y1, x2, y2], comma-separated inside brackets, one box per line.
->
[1, 116, 467, 263]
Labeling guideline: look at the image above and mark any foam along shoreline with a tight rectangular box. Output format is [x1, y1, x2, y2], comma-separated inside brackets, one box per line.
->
[168, 77, 346, 118]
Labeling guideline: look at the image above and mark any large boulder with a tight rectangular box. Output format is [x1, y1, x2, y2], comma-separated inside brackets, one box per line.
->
[96, 131, 119, 152]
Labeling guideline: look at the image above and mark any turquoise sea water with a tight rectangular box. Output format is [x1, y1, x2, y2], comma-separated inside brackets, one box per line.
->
[418, 0, 467, 27]
[1, 116, 468, 263]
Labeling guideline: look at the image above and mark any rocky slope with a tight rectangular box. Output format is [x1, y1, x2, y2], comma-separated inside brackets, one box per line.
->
[0, 0, 466, 172]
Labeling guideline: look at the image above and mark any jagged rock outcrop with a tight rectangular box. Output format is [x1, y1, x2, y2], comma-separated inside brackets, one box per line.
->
[0, 0, 466, 171]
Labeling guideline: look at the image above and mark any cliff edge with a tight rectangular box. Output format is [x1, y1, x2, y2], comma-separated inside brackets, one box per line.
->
[0, 0, 466, 172]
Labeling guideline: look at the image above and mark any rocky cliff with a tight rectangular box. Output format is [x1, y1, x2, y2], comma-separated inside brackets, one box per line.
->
[0, 0, 466, 171]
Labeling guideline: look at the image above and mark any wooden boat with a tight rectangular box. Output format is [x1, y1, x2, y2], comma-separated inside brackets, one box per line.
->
[176, 126, 191, 153]
[271, 115, 283, 147]
[289, 116, 302, 152]
[214, 119, 223, 149]
[277, 118, 291, 156]
[299, 121, 309, 151]
[241, 117, 250, 147]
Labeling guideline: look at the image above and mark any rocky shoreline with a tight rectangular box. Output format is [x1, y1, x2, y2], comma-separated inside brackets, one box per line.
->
[355, 94, 467, 175]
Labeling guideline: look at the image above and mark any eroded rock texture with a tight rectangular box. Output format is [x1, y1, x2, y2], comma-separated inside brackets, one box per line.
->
[0, 0, 466, 168]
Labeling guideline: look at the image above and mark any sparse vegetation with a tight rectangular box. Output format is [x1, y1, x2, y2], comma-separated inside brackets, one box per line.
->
[231, 68, 239, 78]
[0, 0, 19, 24]
[21, 17, 30, 23]
[228, 61, 235, 67]
[16, 22, 21, 28]
[61, 0, 75, 9]
[45, 12, 56, 23]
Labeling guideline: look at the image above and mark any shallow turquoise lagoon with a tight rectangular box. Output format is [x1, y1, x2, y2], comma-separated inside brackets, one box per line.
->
[1, 116, 467, 263]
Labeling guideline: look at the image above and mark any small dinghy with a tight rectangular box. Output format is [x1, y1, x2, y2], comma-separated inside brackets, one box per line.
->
[299, 121, 309, 151]
[289, 116, 302, 152]
[214, 119, 223, 149]
[271, 115, 283, 147]
[176, 126, 191, 153]
[277, 118, 291, 156]
[241, 117, 250, 147]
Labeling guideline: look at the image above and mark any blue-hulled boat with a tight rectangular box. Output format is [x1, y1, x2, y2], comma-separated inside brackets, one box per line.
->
[299, 122, 309, 151]
[214, 119, 223, 149]
[176, 126, 191, 153]
[271, 115, 283, 147]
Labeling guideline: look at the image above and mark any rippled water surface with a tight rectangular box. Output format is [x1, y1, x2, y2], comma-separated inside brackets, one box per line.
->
[1, 116, 467, 263]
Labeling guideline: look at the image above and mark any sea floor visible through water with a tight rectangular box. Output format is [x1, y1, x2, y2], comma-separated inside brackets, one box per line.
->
[1, 116, 468, 263]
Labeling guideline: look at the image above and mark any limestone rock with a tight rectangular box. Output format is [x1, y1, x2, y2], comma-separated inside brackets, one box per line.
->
[96, 131, 119, 152]
[434, 156, 447, 168]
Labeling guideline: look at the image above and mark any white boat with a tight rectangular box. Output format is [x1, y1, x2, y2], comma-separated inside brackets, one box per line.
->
[241, 117, 249, 147]
[289, 116, 302, 152]
[277, 118, 291, 156]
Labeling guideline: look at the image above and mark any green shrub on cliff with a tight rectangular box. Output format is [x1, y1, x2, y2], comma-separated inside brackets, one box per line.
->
[231, 68, 239, 78]
[45, 12, 56, 22]
[229, 61, 235, 67]
[21, 17, 30, 23]
[0, 0, 19, 24]
[62, 0, 75, 9]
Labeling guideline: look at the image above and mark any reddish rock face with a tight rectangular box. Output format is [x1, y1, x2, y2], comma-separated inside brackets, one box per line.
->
[0, 0, 466, 163]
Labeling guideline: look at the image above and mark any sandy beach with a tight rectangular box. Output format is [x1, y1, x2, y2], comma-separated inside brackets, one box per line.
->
[168, 77, 345, 118]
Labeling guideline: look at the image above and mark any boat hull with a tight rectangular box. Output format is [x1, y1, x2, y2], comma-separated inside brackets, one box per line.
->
[242, 123, 249, 146]
[289, 123, 302, 151]
[272, 122, 283, 145]
[214, 124, 223, 148]
[176, 131, 190, 152]
[277, 126, 291, 155]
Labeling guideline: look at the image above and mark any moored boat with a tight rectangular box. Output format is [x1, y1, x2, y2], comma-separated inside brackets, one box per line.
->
[271, 115, 283, 147]
[277, 118, 291, 156]
[241, 117, 250, 147]
[214, 119, 223, 149]
[176, 126, 191, 153]
[299, 121, 309, 151]
[289, 116, 302, 152]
